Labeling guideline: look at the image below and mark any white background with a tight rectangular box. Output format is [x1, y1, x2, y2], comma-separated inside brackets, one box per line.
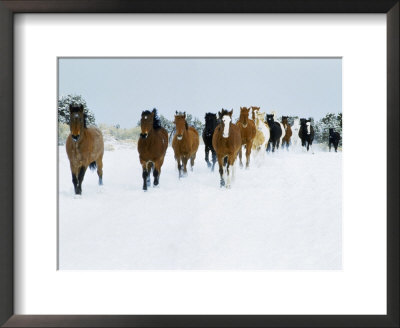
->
[14, 14, 386, 314]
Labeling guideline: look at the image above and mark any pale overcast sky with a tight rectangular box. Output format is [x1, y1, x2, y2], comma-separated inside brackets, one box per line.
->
[58, 58, 341, 128]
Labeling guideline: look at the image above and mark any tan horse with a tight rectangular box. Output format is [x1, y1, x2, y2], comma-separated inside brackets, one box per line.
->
[66, 104, 104, 195]
[212, 109, 242, 188]
[236, 107, 256, 168]
[138, 109, 168, 191]
[281, 116, 293, 150]
[172, 111, 199, 178]
[251, 106, 270, 152]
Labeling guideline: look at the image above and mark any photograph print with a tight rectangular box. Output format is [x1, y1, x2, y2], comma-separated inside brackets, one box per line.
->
[58, 58, 342, 270]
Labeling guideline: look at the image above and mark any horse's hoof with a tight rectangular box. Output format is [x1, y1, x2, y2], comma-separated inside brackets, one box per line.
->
[207, 162, 211, 168]
[220, 180, 225, 187]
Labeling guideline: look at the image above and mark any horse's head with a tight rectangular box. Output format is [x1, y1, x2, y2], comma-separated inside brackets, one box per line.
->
[329, 128, 334, 135]
[218, 108, 233, 138]
[282, 116, 289, 125]
[266, 114, 275, 126]
[255, 111, 264, 127]
[204, 113, 217, 133]
[300, 118, 307, 126]
[250, 106, 260, 120]
[174, 111, 187, 140]
[140, 110, 155, 139]
[69, 104, 85, 142]
[239, 107, 250, 127]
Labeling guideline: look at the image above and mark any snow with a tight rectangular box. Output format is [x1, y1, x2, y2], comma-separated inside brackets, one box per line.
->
[58, 141, 342, 270]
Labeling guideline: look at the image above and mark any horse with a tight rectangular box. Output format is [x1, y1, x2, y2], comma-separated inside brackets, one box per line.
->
[299, 118, 315, 153]
[212, 109, 242, 188]
[66, 104, 104, 195]
[251, 107, 270, 152]
[271, 111, 286, 146]
[236, 107, 256, 168]
[281, 116, 293, 150]
[329, 128, 341, 152]
[265, 114, 283, 152]
[202, 113, 218, 171]
[291, 118, 301, 148]
[137, 108, 168, 190]
[172, 111, 200, 178]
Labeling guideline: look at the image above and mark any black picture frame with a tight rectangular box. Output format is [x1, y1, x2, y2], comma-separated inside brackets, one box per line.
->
[0, 1, 398, 327]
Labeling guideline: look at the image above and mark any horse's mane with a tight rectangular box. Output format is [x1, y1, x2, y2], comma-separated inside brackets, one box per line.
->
[219, 109, 231, 119]
[142, 108, 162, 130]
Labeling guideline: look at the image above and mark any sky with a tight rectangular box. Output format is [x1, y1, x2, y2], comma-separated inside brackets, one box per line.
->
[58, 58, 342, 128]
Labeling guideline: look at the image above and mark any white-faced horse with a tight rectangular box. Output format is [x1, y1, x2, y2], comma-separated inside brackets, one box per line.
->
[291, 118, 301, 148]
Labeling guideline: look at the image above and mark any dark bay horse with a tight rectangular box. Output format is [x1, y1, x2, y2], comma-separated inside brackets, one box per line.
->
[281, 116, 293, 150]
[172, 112, 200, 178]
[299, 118, 315, 152]
[66, 104, 104, 195]
[212, 109, 242, 188]
[265, 114, 282, 152]
[236, 107, 256, 168]
[137, 109, 168, 190]
[202, 112, 218, 171]
[329, 128, 341, 152]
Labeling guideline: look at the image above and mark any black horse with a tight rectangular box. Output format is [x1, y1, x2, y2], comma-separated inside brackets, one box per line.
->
[202, 113, 218, 170]
[299, 118, 314, 152]
[329, 128, 341, 152]
[265, 114, 282, 152]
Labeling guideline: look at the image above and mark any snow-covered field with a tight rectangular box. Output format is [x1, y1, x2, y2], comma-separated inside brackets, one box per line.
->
[58, 141, 342, 270]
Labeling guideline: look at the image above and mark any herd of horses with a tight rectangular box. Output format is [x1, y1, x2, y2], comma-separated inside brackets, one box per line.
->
[65, 104, 341, 194]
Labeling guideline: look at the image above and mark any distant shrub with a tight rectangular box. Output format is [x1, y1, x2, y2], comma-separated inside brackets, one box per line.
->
[99, 124, 141, 141]
[58, 123, 70, 145]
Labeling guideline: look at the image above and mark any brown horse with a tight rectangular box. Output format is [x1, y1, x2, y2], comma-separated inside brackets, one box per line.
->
[66, 104, 104, 195]
[172, 111, 200, 178]
[236, 107, 256, 168]
[212, 109, 242, 188]
[281, 116, 293, 150]
[137, 108, 168, 191]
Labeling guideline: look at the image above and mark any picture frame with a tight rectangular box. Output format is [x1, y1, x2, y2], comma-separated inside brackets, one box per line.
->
[0, 0, 398, 327]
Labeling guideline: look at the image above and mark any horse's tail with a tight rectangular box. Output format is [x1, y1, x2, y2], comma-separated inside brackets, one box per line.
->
[89, 161, 97, 171]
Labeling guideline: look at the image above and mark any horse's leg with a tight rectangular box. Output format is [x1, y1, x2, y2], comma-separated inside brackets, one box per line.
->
[245, 141, 252, 168]
[141, 161, 148, 191]
[96, 156, 103, 185]
[190, 152, 196, 171]
[70, 164, 79, 194]
[329, 141, 332, 152]
[153, 160, 161, 187]
[211, 149, 217, 172]
[217, 155, 225, 187]
[238, 146, 243, 168]
[146, 162, 152, 186]
[226, 161, 231, 188]
[176, 156, 182, 178]
[182, 156, 189, 176]
[77, 166, 87, 194]
[205, 146, 211, 168]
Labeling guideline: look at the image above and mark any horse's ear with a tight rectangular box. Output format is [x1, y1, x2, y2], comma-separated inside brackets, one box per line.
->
[79, 104, 84, 112]
[229, 109, 233, 117]
[175, 111, 178, 115]
[218, 111, 221, 118]
[183, 112, 186, 118]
